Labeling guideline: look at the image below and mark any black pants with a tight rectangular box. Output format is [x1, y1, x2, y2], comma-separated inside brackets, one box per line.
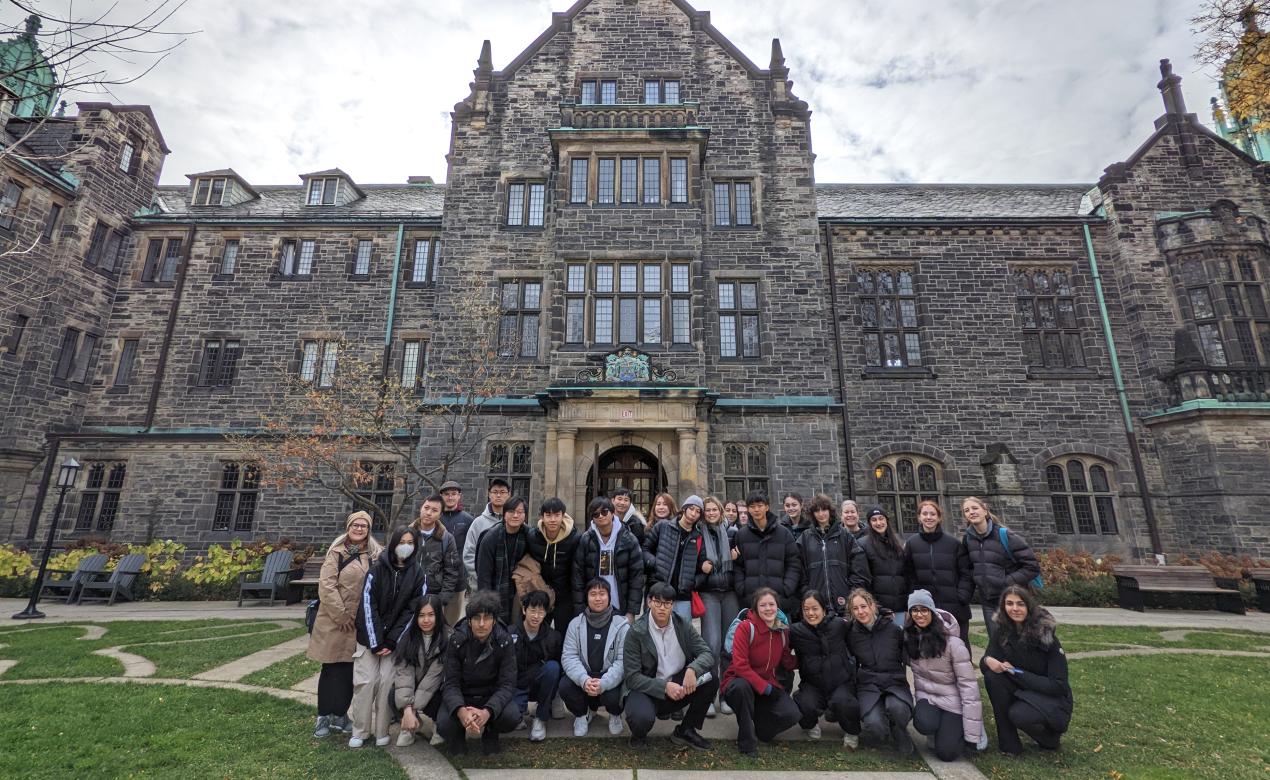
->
[983, 671, 1062, 754]
[550, 598, 575, 634]
[914, 700, 964, 762]
[558, 676, 624, 716]
[723, 678, 801, 752]
[939, 602, 972, 646]
[793, 681, 860, 734]
[860, 693, 912, 747]
[436, 700, 521, 749]
[625, 670, 719, 737]
[317, 662, 353, 717]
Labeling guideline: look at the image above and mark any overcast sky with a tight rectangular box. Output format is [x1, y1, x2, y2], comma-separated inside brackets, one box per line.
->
[8, 0, 1221, 186]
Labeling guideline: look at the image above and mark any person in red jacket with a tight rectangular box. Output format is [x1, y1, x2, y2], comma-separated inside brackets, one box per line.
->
[721, 587, 800, 757]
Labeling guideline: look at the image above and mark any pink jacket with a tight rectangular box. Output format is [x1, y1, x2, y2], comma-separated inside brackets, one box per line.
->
[908, 608, 983, 744]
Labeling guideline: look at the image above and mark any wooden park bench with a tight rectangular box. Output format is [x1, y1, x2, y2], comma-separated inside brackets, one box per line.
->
[76, 553, 146, 606]
[1113, 564, 1245, 614]
[237, 549, 297, 607]
[39, 553, 108, 604]
[1251, 569, 1270, 613]
[286, 556, 324, 606]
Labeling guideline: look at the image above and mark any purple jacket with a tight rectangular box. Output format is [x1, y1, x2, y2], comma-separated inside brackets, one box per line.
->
[907, 608, 983, 744]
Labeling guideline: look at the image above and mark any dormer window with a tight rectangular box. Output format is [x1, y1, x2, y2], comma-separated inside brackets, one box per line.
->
[192, 177, 227, 207]
[306, 177, 339, 206]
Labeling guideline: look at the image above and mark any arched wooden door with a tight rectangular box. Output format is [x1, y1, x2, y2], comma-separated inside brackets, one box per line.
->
[585, 445, 667, 516]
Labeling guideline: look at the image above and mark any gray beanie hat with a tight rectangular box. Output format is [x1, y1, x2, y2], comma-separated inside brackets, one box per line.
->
[680, 495, 705, 512]
[907, 589, 937, 613]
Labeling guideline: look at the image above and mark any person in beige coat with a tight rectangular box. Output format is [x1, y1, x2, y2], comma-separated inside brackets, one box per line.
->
[307, 510, 382, 738]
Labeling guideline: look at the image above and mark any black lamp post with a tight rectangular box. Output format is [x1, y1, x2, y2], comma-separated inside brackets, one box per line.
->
[12, 457, 80, 620]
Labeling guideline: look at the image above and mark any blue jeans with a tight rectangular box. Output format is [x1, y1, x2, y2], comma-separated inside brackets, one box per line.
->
[673, 600, 693, 620]
[513, 660, 562, 722]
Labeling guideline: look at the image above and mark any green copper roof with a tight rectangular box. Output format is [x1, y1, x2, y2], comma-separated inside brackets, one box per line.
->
[0, 16, 56, 118]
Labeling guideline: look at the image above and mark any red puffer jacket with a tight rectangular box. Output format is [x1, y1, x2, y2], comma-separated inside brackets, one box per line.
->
[722, 609, 796, 693]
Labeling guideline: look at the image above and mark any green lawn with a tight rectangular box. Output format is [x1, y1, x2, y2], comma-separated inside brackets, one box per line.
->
[241, 653, 320, 689]
[0, 682, 405, 779]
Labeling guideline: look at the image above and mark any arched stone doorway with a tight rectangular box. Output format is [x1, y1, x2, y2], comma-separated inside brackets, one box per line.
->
[585, 445, 668, 515]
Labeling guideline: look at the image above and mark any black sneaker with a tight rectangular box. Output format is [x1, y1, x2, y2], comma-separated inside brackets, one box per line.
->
[630, 735, 648, 748]
[892, 727, 915, 757]
[481, 735, 502, 756]
[671, 726, 712, 751]
[738, 740, 758, 758]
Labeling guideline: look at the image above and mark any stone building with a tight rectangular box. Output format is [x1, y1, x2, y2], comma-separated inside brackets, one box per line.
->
[1, 0, 1268, 559]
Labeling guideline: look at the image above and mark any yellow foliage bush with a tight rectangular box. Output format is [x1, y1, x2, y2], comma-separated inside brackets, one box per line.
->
[0, 544, 34, 579]
[183, 539, 280, 586]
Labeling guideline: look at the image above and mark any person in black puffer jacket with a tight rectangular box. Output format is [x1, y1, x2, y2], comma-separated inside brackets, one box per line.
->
[732, 492, 803, 615]
[476, 497, 531, 624]
[643, 495, 705, 614]
[960, 496, 1041, 643]
[846, 588, 914, 756]
[791, 590, 860, 746]
[438, 591, 520, 756]
[859, 505, 909, 616]
[571, 497, 645, 620]
[509, 590, 563, 741]
[352, 526, 430, 747]
[903, 500, 973, 645]
[526, 497, 580, 632]
[797, 493, 871, 616]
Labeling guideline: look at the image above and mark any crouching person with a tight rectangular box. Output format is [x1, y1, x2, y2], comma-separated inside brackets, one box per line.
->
[392, 594, 449, 747]
[622, 581, 718, 750]
[846, 588, 915, 756]
[560, 578, 630, 737]
[904, 589, 984, 761]
[438, 590, 520, 756]
[511, 590, 563, 741]
[722, 587, 801, 757]
[791, 589, 861, 748]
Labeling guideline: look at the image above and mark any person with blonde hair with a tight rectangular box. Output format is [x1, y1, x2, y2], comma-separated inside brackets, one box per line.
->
[307, 510, 383, 739]
[959, 496, 1040, 642]
[697, 495, 739, 716]
[845, 588, 914, 756]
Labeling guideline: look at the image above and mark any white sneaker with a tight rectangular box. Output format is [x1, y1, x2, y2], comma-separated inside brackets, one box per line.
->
[718, 698, 733, 715]
[608, 714, 624, 735]
[515, 717, 528, 731]
[430, 731, 445, 746]
[375, 735, 391, 747]
[805, 724, 822, 740]
[573, 712, 593, 737]
[530, 719, 547, 742]
[347, 736, 365, 749]
[706, 702, 717, 718]
[396, 730, 416, 747]
[843, 732, 859, 750]
[977, 730, 989, 751]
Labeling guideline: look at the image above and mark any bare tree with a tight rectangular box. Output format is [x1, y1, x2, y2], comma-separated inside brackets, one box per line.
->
[1194, 1, 1270, 133]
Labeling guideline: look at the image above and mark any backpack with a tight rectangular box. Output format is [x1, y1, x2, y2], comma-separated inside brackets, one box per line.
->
[720, 607, 790, 667]
[997, 526, 1044, 590]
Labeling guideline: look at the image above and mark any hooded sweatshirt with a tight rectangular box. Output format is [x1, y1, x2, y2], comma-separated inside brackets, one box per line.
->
[906, 608, 983, 744]
[527, 513, 580, 601]
[462, 502, 504, 591]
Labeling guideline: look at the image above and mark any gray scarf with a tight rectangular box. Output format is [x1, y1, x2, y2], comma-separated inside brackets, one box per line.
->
[585, 606, 614, 630]
[701, 522, 732, 575]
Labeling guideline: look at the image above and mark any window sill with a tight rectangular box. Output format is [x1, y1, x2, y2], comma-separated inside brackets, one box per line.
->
[50, 378, 90, 392]
[271, 274, 314, 282]
[189, 384, 236, 393]
[137, 280, 177, 289]
[347, 273, 371, 282]
[711, 224, 760, 231]
[860, 366, 936, 379]
[1026, 366, 1101, 380]
[105, 385, 131, 395]
[210, 273, 236, 283]
[502, 225, 546, 232]
[402, 281, 435, 290]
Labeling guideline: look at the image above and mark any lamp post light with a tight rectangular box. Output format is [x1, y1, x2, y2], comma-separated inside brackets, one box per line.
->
[12, 457, 81, 620]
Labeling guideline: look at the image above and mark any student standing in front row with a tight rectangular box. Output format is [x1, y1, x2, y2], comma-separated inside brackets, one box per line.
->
[572, 497, 645, 623]
[438, 591, 520, 756]
[560, 578, 630, 736]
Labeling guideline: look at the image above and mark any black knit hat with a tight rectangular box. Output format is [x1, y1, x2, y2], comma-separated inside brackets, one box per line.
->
[866, 505, 887, 520]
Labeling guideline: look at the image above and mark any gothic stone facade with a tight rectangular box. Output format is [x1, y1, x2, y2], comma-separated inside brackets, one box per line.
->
[2, 0, 1269, 559]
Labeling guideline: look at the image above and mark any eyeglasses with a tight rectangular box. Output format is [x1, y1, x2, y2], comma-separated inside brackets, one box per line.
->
[349, 524, 370, 530]
[650, 598, 674, 608]
[591, 508, 612, 519]
[909, 606, 931, 614]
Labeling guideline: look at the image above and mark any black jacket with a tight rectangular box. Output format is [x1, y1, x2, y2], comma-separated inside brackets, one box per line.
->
[904, 529, 973, 611]
[441, 619, 518, 717]
[732, 513, 803, 610]
[476, 524, 529, 623]
[572, 522, 646, 616]
[791, 616, 855, 692]
[846, 611, 913, 713]
[860, 533, 909, 614]
[981, 610, 1072, 733]
[510, 620, 563, 690]
[797, 521, 872, 612]
[962, 520, 1042, 606]
[642, 519, 703, 600]
[411, 525, 462, 605]
[694, 523, 735, 593]
[442, 507, 475, 566]
[356, 552, 429, 653]
[526, 517, 581, 607]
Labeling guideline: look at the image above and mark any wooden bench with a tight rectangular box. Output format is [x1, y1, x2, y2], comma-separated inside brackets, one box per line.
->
[286, 557, 324, 606]
[1251, 569, 1270, 613]
[1113, 564, 1245, 614]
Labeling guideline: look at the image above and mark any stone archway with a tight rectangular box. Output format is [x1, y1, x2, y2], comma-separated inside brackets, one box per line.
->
[583, 445, 670, 516]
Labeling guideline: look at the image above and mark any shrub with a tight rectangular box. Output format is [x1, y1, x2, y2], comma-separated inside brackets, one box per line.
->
[1173, 551, 1269, 609]
[130, 539, 187, 595]
[0, 544, 34, 597]
[1035, 548, 1122, 607]
[183, 538, 300, 588]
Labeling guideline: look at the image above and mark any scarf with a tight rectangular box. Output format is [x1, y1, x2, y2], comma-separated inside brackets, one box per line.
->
[585, 606, 614, 630]
[701, 521, 732, 574]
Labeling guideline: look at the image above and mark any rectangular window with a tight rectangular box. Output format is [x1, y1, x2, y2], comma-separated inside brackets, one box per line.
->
[597, 158, 616, 204]
[506, 181, 546, 227]
[580, 80, 596, 104]
[219, 240, 239, 275]
[400, 339, 426, 389]
[488, 442, 533, 507]
[859, 268, 922, 367]
[507, 183, 524, 226]
[296, 239, 316, 275]
[153, 237, 179, 282]
[499, 280, 542, 358]
[670, 159, 688, 203]
[620, 159, 638, 203]
[723, 443, 769, 500]
[5, 313, 30, 355]
[140, 239, 163, 281]
[42, 202, 61, 241]
[112, 339, 139, 388]
[570, 158, 589, 204]
[193, 177, 227, 206]
[718, 280, 760, 358]
[355, 462, 397, 523]
[213, 462, 259, 533]
[600, 80, 617, 105]
[299, 340, 338, 387]
[196, 338, 242, 388]
[664, 80, 680, 104]
[306, 177, 338, 206]
[713, 183, 731, 226]
[409, 239, 432, 283]
[713, 181, 755, 227]
[279, 241, 296, 276]
[119, 142, 135, 174]
[0, 181, 23, 230]
[570, 262, 684, 346]
[53, 328, 98, 384]
[734, 183, 753, 226]
[1014, 268, 1085, 368]
[353, 239, 372, 275]
[643, 79, 680, 104]
[594, 298, 614, 343]
[75, 463, 127, 533]
[642, 298, 661, 343]
[644, 81, 660, 104]
[643, 158, 661, 204]
[527, 183, 545, 226]
[84, 222, 108, 268]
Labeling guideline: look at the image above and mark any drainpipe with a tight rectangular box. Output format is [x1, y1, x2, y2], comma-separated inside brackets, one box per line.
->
[822, 222, 856, 499]
[144, 222, 198, 430]
[1082, 223, 1164, 561]
[22, 433, 60, 541]
[381, 223, 405, 379]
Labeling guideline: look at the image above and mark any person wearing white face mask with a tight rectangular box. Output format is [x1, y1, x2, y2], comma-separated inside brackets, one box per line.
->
[350, 526, 429, 747]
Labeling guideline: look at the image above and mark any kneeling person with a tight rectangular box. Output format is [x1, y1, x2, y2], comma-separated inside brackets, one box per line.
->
[560, 578, 630, 737]
[438, 591, 520, 755]
[511, 590, 563, 741]
[622, 582, 718, 750]
[722, 587, 801, 757]
[392, 595, 449, 747]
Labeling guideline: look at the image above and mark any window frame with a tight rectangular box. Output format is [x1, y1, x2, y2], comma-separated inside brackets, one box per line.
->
[212, 461, 260, 533]
[192, 177, 228, 207]
[299, 339, 339, 388]
[42, 202, 62, 242]
[872, 455, 943, 536]
[111, 338, 139, 390]
[505, 180, 547, 228]
[3, 312, 31, 358]
[73, 462, 128, 534]
[52, 326, 100, 387]
[399, 338, 427, 391]
[0, 180, 24, 232]
[354, 461, 398, 525]
[217, 239, 240, 277]
[1045, 457, 1119, 536]
[277, 239, 317, 279]
[717, 279, 761, 359]
[195, 337, 243, 389]
[642, 78, 681, 105]
[711, 180, 755, 228]
[305, 177, 339, 206]
[1013, 266, 1087, 369]
[487, 441, 533, 506]
[405, 238, 437, 285]
[857, 266, 924, 370]
[721, 442, 770, 501]
[565, 261, 691, 348]
[565, 153, 687, 208]
[498, 279, 543, 359]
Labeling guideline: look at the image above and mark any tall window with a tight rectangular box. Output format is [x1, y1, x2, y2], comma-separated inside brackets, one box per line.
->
[1174, 252, 1270, 366]
[718, 280, 760, 358]
[1224, 253, 1270, 365]
[499, 280, 541, 358]
[566, 262, 689, 345]
[407, 238, 435, 283]
[3, 313, 30, 356]
[300, 340, 338, 387]
[620, 159, 638, 203]
[642, 158, 661, 204]
[1046, 458, 1118, 535]
[722, 443, 769, 500]
[119, 140, 136, 174]
[858, 267, 922, 368]
[193, 177, 227, 206]
[712, 181, 753, 226]
[355, 461, 396, 523]
[506, 181, 546, 227]
[1014, 267, 1085, 368]
[600, 80, 617, 104]
[53, 328, 98, 385]
[400, 339, 426, 389]
[306, 177, 338, 205]
[488, 442, 532, 502]
[353, 239, 373, 275]
[580, 81, 597, 105]
[213, 462, 259, 532]
[219, 240, 239, 276]
[74, 462, 127, 533]
[112, 338, 139, 388]
[873, 456, 941, 535]
[670, 158, 688, 203]
[597, 158, 616, 204]
[0, 181, 23, 231]
[197, 338, 242, 388]
[85, 222, 125, 272]
[140, 237, 183, 283]
[570, 158, 589, 204]
[643, 79, 680, 104]
[42, 202, 61, 241]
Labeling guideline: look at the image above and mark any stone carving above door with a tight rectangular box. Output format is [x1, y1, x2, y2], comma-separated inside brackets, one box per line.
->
[576, 348, 679, 384]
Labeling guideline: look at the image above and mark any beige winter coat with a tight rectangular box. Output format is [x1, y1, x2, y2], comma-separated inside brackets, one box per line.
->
[306, 537, 381, 664]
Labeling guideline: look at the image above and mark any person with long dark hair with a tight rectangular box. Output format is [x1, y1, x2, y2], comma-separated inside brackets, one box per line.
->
[643, 494, 704, 620]
[903, 500, 973, 645]
[392, 594, 449, 746]
[902, 589, 984, 761]
[845, 588, 914, 756]
[476, 495, 531, 624]
[980, 584, 1073, 756]
[859, 505, 908, 617]
[790, 589, 860, 748]
[797, 493, 871, 616]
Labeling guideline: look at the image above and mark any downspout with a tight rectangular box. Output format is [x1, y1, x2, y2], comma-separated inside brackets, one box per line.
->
[144, 222, 198, 430]
[1082, 223, 1164, 561]
[382, 223, 405, 378]
[823, 222, 856, 499]
[22, 434, 59, 541]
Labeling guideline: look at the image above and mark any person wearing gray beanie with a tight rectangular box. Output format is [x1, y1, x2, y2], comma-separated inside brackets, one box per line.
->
[907, 589, 937, 614]
[903, 588, 985, 761]
[642, 493, 705, 619]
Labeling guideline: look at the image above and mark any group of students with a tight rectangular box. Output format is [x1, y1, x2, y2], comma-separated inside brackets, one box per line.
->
[305, 479, 1073, 759]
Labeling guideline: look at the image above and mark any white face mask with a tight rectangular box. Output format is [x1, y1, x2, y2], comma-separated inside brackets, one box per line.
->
[395, 543, 415, 560]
